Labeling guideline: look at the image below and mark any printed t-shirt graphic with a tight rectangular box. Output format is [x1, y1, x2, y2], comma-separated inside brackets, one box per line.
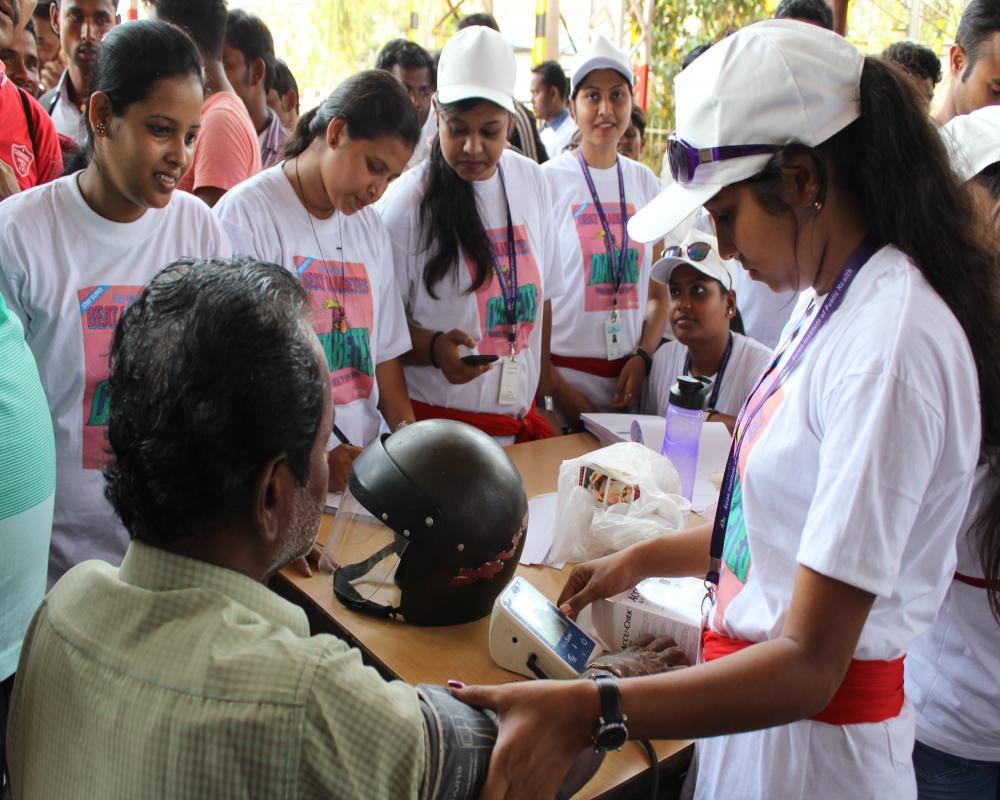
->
[713, 372, 785, 626]
[571, 202, 643, 312]
[296, 256, 375, 405]
[78, 284, 141, 469]
[467, 224, 541, 355]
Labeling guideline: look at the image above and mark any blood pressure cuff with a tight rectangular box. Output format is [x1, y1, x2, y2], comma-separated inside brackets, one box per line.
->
[416, 684, 498, 800]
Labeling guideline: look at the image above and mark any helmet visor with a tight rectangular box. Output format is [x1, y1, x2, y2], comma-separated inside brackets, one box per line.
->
[320, 488, 409, 616]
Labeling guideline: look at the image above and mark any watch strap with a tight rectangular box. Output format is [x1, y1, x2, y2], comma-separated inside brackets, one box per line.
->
[592, 673, 624, 725]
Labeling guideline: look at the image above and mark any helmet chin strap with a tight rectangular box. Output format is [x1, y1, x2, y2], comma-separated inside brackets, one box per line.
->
[332, 539, 407, 619]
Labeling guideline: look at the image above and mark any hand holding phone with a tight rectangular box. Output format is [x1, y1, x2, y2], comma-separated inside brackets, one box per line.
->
[461, 354, 500, 366]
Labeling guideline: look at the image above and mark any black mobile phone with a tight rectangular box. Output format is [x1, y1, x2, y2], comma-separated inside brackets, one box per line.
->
[461, 354, 500, 366]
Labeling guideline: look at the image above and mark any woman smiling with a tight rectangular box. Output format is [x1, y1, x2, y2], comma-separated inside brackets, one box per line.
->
[0, 20, 230, 586]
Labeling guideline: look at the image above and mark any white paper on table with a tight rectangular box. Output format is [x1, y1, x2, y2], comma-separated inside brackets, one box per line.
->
[324, 492, 343, 513]
[580, 413, 663, 447]
[521, 492, 564, 567]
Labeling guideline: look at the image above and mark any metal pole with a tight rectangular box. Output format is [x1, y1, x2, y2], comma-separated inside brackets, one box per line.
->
[533, 0, 547, 64]
[407, 0, 418, 41]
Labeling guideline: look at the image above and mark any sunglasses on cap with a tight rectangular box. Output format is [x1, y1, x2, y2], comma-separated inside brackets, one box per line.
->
[664, 241, 713, 261]
[667, 134, 780, 184]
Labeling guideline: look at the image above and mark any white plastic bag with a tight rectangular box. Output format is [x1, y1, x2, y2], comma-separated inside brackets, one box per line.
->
[548, 442, 690, 564]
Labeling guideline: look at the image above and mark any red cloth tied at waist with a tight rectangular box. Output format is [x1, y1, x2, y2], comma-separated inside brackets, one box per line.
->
[411, 400, 555, 444]
[551, 354, 631, 378]
[955, 571, 993, 589]
[702, 629, 905, 726]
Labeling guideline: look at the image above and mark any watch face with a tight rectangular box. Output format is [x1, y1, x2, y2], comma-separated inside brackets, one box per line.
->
[594, 722, 629, 752]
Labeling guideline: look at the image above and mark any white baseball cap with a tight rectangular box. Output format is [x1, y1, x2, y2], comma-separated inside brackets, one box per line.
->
[436, 26, 516, 113]
[571, 35, 633, 94]
[941, 105, 1000, 182]
[628, 20, 864, 243]
[650, 231, 736, 291]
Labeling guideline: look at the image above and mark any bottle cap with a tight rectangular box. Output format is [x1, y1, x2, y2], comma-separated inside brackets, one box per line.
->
[668, 375, 712, 411]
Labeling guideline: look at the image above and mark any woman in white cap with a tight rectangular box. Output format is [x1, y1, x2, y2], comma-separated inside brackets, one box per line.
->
[215, 70, 420, 491]
[640, 232, 771, 431]
[449, 19, 1000, 799]
[377, 26, 566, 444]
[542, 36, 666, 424]
[905, 105, 1000, 799]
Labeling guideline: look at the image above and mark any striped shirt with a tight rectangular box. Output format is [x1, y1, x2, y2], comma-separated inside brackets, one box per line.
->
[0, 292, 55, 678]
[8, 541, 429, 799]
[259, 108, 289, 169]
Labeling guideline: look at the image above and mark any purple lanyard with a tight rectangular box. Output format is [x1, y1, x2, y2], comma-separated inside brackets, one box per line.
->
[684, 333, 733, 410]
[706, 236, 879, 587]
[577, 149, 629, 306]
[487, 164, 518, 347]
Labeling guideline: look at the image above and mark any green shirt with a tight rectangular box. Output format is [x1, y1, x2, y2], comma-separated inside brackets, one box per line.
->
[8, 541, 429, 799]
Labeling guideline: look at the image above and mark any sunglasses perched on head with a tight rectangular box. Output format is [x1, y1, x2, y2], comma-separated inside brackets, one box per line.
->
[666, 134, 780, 184]
[664, 241, 713, 262]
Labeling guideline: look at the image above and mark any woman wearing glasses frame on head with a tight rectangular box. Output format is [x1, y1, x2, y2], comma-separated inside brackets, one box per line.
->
[640, 232, 772, 433]
[448, 20, 1000, 800]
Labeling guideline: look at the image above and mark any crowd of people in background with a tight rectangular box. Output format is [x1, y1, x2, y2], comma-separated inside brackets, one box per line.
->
[1, 0, 999, 798]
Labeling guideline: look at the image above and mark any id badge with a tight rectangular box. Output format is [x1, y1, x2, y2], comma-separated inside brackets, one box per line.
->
[498, 357, 520, 406]
[605, 317, 624, 360]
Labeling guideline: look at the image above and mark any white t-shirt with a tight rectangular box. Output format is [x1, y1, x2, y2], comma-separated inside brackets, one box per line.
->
[734, 267, 800, 350]
[543, 151, 660, 408]
[539, 111, 578, 160]
[640, 333, 772, 418]
[694, 246, 981, 799]
[377, 149, 567, 440]
[214, 166, 411, 447]
[906, 460, 1000, 762]
[405, 113, 437, 172]
[0, 175, 231, 585]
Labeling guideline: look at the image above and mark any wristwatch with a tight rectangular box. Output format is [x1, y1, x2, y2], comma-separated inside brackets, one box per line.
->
[590, 674, 628, 752]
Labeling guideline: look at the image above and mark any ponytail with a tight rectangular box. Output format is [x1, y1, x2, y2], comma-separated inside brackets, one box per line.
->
[748, 56, 1000, 620]
[283, 69, 420, 159]
[418, 101, 497, 298]
[283, 105, 320, 158]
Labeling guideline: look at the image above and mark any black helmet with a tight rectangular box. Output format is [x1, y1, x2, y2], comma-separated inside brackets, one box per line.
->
[323, 419, 528, 626]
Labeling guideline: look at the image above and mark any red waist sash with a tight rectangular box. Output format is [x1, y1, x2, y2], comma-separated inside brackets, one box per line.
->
[702, 629, 905, 725]
[411, 400, 554, 443]
[955, 571, 992, 589]
[551, 354, 630, 378]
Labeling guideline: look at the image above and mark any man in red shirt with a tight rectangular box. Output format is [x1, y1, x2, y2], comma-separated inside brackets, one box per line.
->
[1, 0, 63, 199]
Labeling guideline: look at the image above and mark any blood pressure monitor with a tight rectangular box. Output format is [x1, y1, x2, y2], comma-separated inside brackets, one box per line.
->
[489, 577, 601, 679]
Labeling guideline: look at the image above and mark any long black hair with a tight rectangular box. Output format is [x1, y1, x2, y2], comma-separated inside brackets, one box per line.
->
[64, 19, 203, 174]
[746, 57, 1000, 620]
[283, 69, 420, 159]
[419, 98, 509, 298]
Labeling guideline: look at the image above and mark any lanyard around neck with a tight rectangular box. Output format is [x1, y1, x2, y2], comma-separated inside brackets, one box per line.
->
[577, 149, 629, 307]
[706, 236, 879, 588]
[485, 164, 519, 346]
[684, 333, 733, 410]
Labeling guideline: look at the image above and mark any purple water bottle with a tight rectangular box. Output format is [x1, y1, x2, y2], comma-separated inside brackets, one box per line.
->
[660, 376, 711, 501]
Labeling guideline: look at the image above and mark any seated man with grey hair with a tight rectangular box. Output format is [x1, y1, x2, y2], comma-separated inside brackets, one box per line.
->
[7, 257, 684, 799]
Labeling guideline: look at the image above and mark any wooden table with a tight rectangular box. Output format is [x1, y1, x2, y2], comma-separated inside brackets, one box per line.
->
[275, 433, 693, 799]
